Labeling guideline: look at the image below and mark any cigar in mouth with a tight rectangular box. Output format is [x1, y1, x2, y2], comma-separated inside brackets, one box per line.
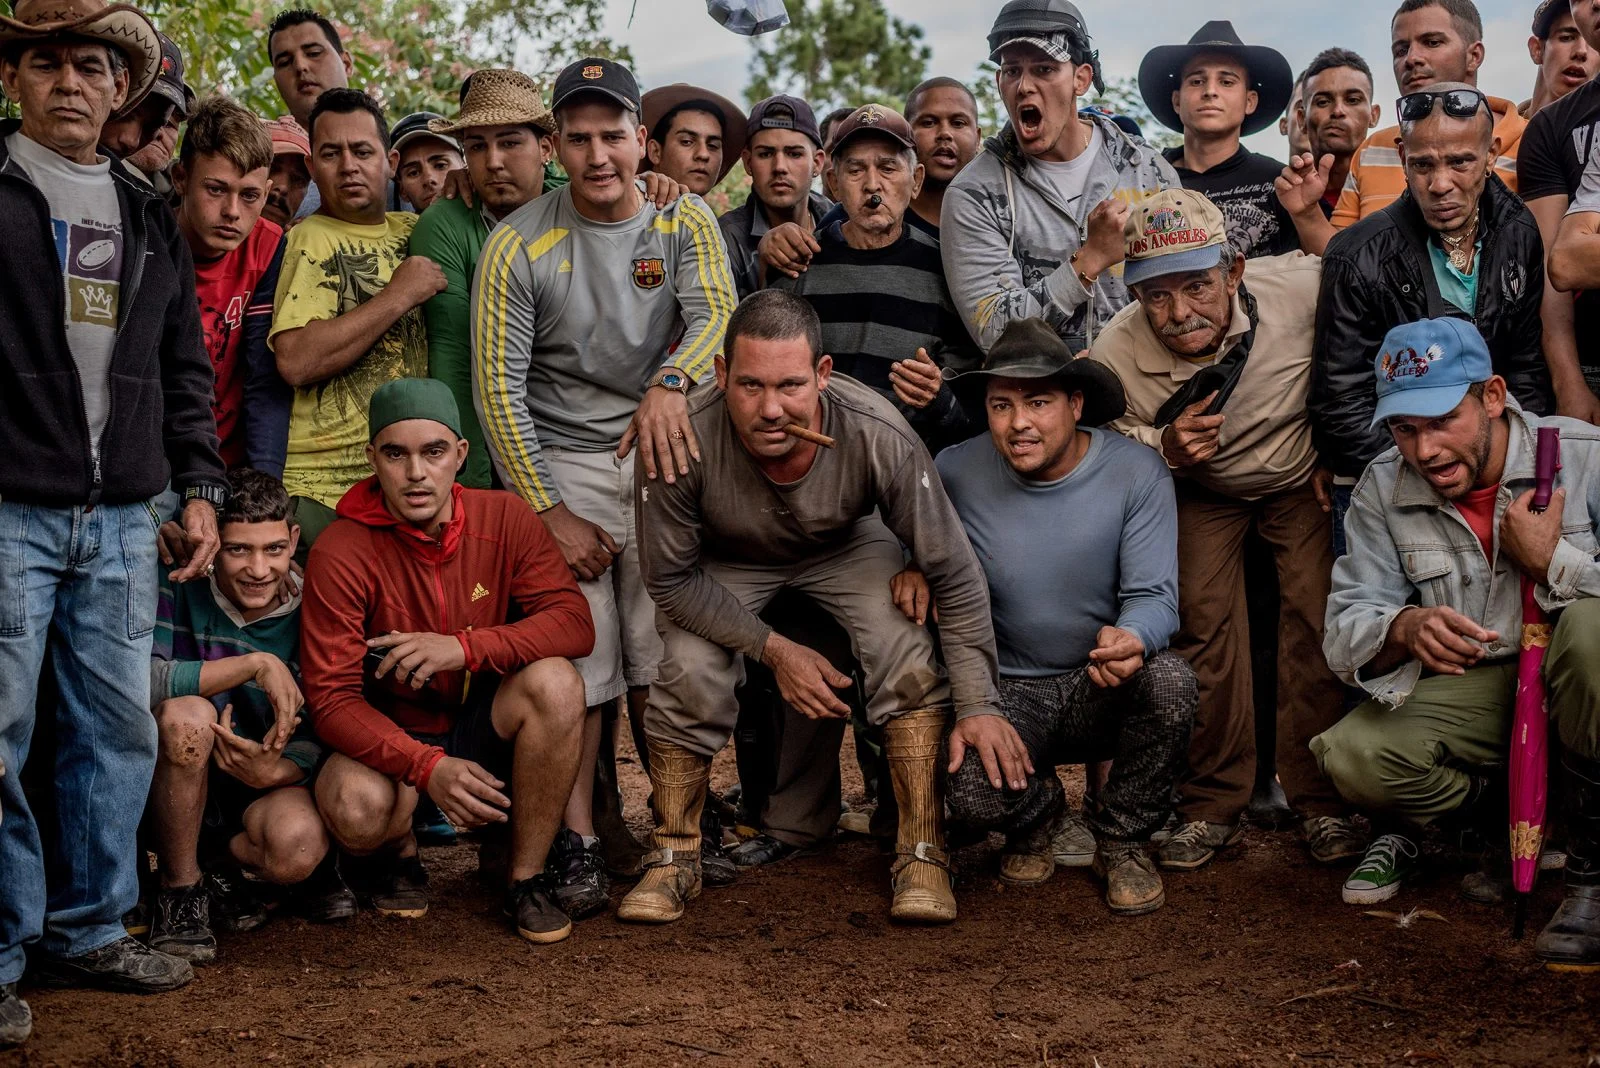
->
[783, 423, 836, 448]
[866, 194, 883, 208]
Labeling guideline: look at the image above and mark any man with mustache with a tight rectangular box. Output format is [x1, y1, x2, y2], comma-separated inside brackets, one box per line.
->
[943, 0, 1176, 355]
[261, 116, 312, 230]
[1314, 317, 1600, 973]
[1089, 190, 1362, 874]
[1522, 0, 1598, 119]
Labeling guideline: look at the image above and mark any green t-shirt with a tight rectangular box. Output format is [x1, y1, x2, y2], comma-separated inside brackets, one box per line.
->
[1427, 239, 1480, 316]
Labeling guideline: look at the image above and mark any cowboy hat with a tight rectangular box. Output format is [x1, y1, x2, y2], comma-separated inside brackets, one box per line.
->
[947, 318, 1127, 428]
[1137, 20, 1292, 137]
[430, 69, 555, 138]
[641, 83, 747, 183]
[0, 0, 160, 118]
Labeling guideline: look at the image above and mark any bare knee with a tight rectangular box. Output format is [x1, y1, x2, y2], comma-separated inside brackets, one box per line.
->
[259, 813, 329, 885]
[498, 658, 587, 735]
[318, 762, 404, 853]
[156, 697, 217, 769]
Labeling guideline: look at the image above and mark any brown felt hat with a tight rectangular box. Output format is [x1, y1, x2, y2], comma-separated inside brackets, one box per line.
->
[431, 69, 555, 138]
[641, 83, 747, 183]
[946, 318, 1127, 428]
[0, 0, 161, 118]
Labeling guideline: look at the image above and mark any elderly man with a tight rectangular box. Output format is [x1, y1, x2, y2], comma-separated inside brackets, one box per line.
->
[262, 115, 312, 229]
[642, 83, 745, 197]
[938, 319, 1195, 915]
[1312, 317, 1600, 972]
[1089, 190, 1360, 873]
[0, 0, 228, 1041]
[618, 289, 1018, 927]
[1312, 83, 1552, 552]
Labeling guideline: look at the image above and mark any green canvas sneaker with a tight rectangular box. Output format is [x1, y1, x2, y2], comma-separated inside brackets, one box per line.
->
[1341, 834, 1420, 905]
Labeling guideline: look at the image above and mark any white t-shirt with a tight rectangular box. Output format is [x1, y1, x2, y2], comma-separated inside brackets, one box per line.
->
[1028, 122, 1103, 211]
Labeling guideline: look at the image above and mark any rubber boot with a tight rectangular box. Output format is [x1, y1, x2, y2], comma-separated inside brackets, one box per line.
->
[1537, 751, 1600, 971]
[883, 708, 956, 924]
[616, 741, 708, 924]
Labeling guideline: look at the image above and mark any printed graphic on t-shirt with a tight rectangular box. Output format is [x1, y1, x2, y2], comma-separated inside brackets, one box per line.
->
[54, 218, 122, 326]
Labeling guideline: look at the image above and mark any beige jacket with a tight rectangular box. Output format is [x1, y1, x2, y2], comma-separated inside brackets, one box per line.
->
[1088, 251, 1321, 502]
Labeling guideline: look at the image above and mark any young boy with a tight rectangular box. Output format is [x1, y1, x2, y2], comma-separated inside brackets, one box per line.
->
[173, 95, 291, 475]
[147, 469, 351, 965]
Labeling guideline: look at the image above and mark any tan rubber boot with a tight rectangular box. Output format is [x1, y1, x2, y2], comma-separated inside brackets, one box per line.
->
[616, 741, 708, 924]
[884, 708, 957, 924]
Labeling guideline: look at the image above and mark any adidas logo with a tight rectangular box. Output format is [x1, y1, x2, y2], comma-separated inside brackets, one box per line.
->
[471, 582, 490, 602]
[558, 259, 572, 274]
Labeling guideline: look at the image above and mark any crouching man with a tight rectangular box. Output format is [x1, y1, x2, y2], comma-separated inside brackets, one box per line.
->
[935, 319, 1196, 915]
[301, 379, 596, 944]
[1314, 318, 1600, 971]
[619, 290, 1021, 926]
[147, 468, 350, 965]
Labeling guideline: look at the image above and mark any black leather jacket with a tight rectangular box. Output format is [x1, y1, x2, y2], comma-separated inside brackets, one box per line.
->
[1310, 176, 1552, 478]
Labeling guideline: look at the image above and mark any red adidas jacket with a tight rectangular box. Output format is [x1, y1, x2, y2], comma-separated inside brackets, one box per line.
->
[302, 478, 595, 789]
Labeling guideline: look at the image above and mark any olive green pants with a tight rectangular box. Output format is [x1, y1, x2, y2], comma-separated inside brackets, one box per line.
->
[1311, 598, 1600, 826]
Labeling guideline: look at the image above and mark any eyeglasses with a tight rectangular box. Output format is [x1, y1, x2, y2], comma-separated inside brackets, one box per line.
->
[1396, 88, 1489, 123]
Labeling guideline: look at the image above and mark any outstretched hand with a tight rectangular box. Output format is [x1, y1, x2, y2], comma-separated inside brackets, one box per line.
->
[947, 714, 1033, 792]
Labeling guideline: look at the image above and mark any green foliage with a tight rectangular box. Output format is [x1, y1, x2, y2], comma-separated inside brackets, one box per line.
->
[745, 0, 929, 115]
[1088, 76, 1183, 150]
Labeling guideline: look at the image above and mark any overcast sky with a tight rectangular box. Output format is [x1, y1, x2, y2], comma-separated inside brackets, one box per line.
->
[592, 0, 1538, 155]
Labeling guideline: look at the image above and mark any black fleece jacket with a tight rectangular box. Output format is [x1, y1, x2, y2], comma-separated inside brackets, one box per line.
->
[0, 121, 224, 507]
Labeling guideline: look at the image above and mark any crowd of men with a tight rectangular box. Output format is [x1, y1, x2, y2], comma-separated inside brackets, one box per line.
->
[4, 0, 1600, 1048]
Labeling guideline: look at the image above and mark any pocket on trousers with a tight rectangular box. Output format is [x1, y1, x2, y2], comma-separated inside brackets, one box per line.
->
[121, 500, 161, 641]
[0, 502, 29, 636]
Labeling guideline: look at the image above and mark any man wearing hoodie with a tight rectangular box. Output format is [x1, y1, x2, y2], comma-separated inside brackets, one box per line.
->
[300, 379, 597, 945]
[942, 0, 1177, 355]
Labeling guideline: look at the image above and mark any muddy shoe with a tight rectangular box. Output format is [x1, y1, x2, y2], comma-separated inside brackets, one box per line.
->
[36, 936, 193, 993]
[206, 867, 269, 934]
[121, 901, 150, 939]
[1049, 809, 1097, 868]
[890, 846, 957, 924]
[505, 874, 573, 945]
[371, 854, 429, 919]
[1341, 834, 1419, 905]
[999, 820, 1055, 886]
[0, 982, 31, 1047]
[299, 854, 357, 923]
[729, 832, 799, 869]
[149, 883, 216, 965]
[1302, 816, 1367, 866]
[617, 849, 702, 923]
[1536, 885, 1600, 971]
[1156, 821, 1242, 872]
[1094, 841, 1164, 915]
[550, 829, 609, 920]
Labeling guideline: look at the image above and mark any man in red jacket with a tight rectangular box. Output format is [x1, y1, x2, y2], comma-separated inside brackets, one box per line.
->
[301, 378, 596, 945]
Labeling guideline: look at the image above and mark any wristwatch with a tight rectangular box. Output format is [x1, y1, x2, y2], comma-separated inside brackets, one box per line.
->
[182, 484, 227, 509]
[651, 369, 691, 394]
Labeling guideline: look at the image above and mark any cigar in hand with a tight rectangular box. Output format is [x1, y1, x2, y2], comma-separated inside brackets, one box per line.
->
[784, 423, 836, 448]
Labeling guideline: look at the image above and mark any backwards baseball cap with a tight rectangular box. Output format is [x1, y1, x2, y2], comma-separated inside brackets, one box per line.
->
[828, 103, 915, 154]
[391, 112, 460, 155]
[987, 0, 1104, 95]
[746, 94, 822, 147]
[369, 378, 464, 442]
[264, 115, 310, 159]
[551, 57, 642, 116]
[1371, 318, 1494, 427]
[152, 31, 194, 120]
[1121, 189, 1230, 288]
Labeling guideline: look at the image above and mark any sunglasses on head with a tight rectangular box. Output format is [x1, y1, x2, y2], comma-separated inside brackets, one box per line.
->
[1396, 88, 1489, 123]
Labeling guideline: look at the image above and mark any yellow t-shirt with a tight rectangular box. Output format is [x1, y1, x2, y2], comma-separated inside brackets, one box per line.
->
[269, 212, 427, 507]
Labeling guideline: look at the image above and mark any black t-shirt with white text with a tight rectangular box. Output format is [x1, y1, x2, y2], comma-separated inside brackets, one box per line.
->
[1163, 145, 1299, 259]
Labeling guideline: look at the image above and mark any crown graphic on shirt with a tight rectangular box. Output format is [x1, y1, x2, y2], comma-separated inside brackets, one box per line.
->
[471, 582, 490, 602]
[79, 283, 115, 321]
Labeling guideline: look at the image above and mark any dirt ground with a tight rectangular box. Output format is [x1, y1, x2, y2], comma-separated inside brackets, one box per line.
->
[7, 734, 1600, 1068]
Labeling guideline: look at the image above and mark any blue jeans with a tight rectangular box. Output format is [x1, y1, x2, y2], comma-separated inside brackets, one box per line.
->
[0, 498, 161, 983]
[1331, 483, 1355, 559]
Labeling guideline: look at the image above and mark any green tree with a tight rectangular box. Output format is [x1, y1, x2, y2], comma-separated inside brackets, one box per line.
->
[745, 0, 929, 114]
[1088, 76, 1182, 150]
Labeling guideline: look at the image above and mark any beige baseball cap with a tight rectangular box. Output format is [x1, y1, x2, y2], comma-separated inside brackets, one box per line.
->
[1121, 189, 1230, 287]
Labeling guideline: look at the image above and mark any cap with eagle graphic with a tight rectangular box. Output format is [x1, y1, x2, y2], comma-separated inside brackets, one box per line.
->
[1370, 317, 1495, 427]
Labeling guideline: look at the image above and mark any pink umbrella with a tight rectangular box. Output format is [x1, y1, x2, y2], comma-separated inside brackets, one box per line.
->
[1510, 426, 1561, 938]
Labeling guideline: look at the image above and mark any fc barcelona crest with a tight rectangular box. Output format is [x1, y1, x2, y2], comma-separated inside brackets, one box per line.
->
[632, 257, 665, 289]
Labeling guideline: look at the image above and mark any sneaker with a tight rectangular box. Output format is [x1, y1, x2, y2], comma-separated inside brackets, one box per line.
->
[35, 936, 193, 993]
[1000, 818, 1056, 886]
[298, 854, 357, 923]
[504, 874, 573, 944]
[1341, 834, 1420, 905]
[549, 829, 609, 920]
[1148, 811, 1181, 845]
[149, 883, 216, 965]
[837, 806, 874, 835]
[370, 854, 429, 919]
[413, 796, 457, 846]
[729, 832, 800, 869]
[0, 982, 31, 1047]
[1156, 820, 1243, 872]
[1301, 816, 1367, 866]
[121, 901, 150, 939]
[1093, 841, 1165, 915]
[206, 867, 269, 933]
[1049, 809, 1097, 868]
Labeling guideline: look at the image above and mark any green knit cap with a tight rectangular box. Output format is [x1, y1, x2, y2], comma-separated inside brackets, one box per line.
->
[368, 378, 464, 441]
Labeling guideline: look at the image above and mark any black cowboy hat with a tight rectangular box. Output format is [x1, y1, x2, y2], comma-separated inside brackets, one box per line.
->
[1137, 20, 1293, 137]
[946, 318, 1126, 428]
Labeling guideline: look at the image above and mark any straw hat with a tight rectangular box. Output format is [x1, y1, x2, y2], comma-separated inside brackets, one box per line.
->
[0, 0, 160, 118]
[430, 69, 554, 137]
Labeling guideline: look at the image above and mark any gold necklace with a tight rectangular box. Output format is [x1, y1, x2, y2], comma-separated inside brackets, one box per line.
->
[1439, 207, 1480, 273]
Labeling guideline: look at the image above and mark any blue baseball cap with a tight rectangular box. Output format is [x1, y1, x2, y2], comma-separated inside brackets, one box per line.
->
[1370, 317, 1494, 427]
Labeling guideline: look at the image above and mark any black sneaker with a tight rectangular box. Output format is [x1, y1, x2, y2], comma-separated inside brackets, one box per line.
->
[730, 832, 800, 868]
[298, 853, 357, 923]
[0, 982, 31, 1047]
[36, 936, 194, 993]
[121, 901, 150, 939]
[549, 829, 609, 919]
[504, 874, 573, 944]
[701, 805, 738, 887]
[149, 883, 216, 965]
[206, 868, 270, 934]
[370, 854, 429, 919]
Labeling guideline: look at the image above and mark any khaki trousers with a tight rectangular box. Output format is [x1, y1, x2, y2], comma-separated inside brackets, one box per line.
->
[1173, 481, 1345, 824]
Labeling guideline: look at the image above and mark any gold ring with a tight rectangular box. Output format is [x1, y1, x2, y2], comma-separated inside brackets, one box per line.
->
[670, 429, 685, 440]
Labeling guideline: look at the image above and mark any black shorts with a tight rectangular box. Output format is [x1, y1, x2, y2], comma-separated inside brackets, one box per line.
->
[200, 763, 319, 852]
[406, 675, 512, 784]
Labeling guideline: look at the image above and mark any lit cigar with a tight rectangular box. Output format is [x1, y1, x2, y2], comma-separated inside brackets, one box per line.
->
[866, 194, 883, 208]
[784, 423, 836, 448]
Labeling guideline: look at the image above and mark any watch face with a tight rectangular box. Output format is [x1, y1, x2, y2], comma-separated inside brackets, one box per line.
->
[662, 373, 684, 388]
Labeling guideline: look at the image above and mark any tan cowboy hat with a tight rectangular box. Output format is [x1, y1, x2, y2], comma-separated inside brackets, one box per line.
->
[640, 83, 747, 183]
[430, 69, 554, 138]
[0, 0, 161, 118]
